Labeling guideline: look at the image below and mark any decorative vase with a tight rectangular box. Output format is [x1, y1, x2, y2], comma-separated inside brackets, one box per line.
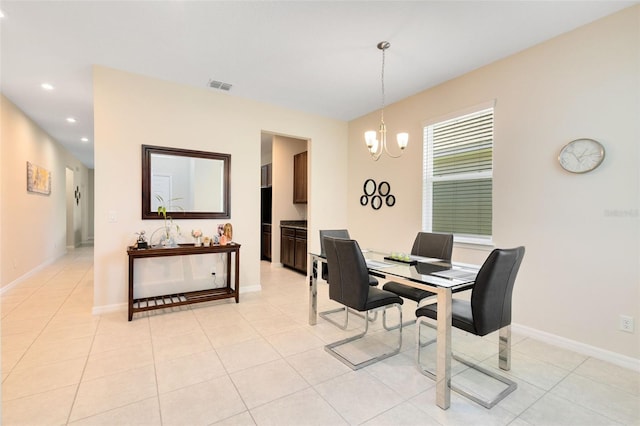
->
[195, 236, 202, 247]
[151, 226, 178, 248]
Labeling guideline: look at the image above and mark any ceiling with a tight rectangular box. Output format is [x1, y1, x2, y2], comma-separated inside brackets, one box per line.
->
[1, 1, 635, 169]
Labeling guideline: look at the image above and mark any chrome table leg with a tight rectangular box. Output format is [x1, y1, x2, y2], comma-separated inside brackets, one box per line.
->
[309, 256, 318, 325]
[435, 288, 452, 409]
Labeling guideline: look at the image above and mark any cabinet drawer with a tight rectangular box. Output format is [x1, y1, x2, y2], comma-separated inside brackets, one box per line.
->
[281, 227, 296, 238]
[295, 229, 307, 239]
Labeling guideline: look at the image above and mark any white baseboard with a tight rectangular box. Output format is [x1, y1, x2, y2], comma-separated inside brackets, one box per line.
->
[240, 284, 261, 293]
[92, 303, 127, 316]
[512, 323, 640, 372]
[1, 252, 67, 295]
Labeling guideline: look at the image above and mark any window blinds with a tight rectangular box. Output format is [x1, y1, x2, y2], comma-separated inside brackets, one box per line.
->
[425, 107, 493, 239]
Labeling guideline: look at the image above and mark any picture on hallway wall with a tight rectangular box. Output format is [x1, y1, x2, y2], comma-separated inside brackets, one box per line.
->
[26, 161, 51, 195]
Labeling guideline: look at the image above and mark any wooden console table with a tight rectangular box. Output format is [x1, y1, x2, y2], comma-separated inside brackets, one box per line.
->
[127, 243, 241, 321]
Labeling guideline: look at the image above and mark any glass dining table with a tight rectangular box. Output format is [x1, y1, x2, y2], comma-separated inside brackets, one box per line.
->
[308, 249, 479, 410]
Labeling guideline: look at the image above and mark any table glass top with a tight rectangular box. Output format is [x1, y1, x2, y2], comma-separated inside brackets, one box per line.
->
[311, 249, 479, 289]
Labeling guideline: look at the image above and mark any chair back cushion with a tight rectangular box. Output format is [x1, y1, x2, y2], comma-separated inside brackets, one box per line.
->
[320, 229, 350, 255]
[411, 232, 454, 261]
[324, 237, 370, 310]
[320, 229, 350, 281]
[471, 246, 525, 335]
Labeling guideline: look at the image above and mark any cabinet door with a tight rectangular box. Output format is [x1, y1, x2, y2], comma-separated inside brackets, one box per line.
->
[294, 236, 307, 272]
[261, 230, 271, 260]
[280, 228, 295, 267]
[293, 152, 307, 204]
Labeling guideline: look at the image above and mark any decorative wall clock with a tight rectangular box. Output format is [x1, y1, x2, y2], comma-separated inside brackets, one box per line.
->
[558, 138, 605, 173]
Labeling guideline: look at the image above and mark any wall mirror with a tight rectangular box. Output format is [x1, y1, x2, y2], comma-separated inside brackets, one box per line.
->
[142, 145, 231, 219]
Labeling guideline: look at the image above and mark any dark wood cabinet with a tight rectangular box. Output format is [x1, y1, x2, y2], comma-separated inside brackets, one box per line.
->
[261, 163, 272, 187]
[294, 229, 307, 272]
[261, 224, 272, 261]
[280, 226, 307, 274]
[281, 227, 295, 268]
[293, 151, 307, 204]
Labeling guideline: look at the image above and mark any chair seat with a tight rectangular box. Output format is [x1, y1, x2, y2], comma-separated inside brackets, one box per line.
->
[383, 281, 435, 302]
[416, 299, 476, 335]
[363, 287, 403, 311]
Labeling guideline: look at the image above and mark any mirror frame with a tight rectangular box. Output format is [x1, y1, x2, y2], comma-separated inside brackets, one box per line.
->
[141, 144, 231, 220]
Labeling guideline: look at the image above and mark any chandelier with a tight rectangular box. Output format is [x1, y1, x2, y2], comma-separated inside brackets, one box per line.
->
[364, 41, 408, 161]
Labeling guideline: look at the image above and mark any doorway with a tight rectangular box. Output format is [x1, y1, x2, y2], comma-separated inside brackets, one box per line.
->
[260, 132, 309, 267]
[65, 167, 75, 248]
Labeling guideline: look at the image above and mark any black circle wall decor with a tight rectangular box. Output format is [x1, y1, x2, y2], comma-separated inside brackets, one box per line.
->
[378, 181, 390, 196]
[386, 194, 396, 207]
[371, 195, 382, 210]
[363, 179, 376, 196]
[360, 179, 396, 210]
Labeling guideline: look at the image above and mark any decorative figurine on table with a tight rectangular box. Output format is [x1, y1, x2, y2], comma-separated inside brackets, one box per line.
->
[224, 223, 233, 241]
[217, 223, 232, 246]
[135, 230, 148, 249]
[192, 229, 203, 246]
[215, 224, 223, 245]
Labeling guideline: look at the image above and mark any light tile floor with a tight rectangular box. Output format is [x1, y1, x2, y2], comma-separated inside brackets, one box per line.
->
[1, 247, 639, 425]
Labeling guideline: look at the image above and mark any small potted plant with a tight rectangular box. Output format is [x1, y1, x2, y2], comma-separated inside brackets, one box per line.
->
[152, 195, 183, 247]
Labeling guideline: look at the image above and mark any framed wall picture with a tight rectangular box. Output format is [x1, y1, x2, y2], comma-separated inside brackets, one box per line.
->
[26, 161, 51, 195]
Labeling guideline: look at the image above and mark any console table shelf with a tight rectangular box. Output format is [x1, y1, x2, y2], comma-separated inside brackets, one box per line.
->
[127, 243, 241, 321]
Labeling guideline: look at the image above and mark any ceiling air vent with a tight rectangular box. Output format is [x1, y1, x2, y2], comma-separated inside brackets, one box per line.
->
[208, 79, 233, 91]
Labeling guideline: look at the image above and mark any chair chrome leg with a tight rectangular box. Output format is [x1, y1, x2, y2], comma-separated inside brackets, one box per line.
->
[383, 296, 437, 331]
[325, 303, 403, 370]
[320, 305, 378, 330]
[499, 325, 511, 370]
[415, 316, 437, 377]
[319, 306, 349, 330]
[450, 353, 517, 409]
[416, 318, 517, 409]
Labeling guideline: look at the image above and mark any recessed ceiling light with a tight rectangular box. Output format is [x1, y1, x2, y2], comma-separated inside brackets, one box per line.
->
[66, 117, 76, 123]
[41, 83, 54, 91]
[81, 137, 89, 142]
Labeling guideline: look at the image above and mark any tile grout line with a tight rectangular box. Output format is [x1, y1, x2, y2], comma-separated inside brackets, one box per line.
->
[65, 313, 102, 425]
[192, 305, 255, 425]
[2, 259, 91, 388]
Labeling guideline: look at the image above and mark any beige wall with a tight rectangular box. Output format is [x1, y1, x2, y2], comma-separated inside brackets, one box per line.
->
[92, 66, 348, 312]
[348, 6, 639, 361]
[0, 95, 91, 288]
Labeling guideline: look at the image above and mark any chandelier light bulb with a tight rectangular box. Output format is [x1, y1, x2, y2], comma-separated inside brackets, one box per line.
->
[397, 133, 409, 149]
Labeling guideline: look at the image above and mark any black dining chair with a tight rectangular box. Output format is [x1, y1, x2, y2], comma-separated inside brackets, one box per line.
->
[318, 229, 379, 329]
[383, 232, 453, 304]
[415, 246, 525, 408]
[323, 236, 404, 369]
[382, 232, 457, 328]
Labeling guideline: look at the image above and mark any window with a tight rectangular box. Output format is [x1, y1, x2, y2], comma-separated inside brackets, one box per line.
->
[422, 105, 494, 244]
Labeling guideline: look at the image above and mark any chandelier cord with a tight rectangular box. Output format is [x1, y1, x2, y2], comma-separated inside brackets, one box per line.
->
[380, 46, 386, 122]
